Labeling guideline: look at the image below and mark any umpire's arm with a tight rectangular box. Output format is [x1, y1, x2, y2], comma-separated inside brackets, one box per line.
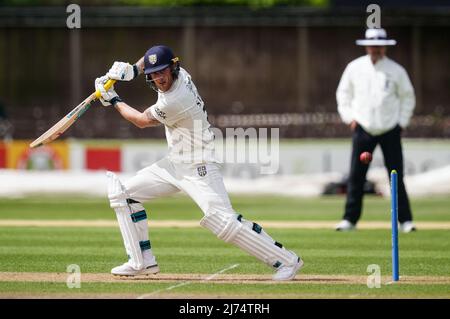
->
[397, 68, 416, 129]
[336, 65, 354, 125]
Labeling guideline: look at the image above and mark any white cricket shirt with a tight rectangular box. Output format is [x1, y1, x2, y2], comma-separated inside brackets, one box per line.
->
[146, 68, 216, 164]
[336, 55, 415, 136]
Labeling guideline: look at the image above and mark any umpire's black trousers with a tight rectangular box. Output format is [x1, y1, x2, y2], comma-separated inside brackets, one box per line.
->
[343, 124, 413, 224]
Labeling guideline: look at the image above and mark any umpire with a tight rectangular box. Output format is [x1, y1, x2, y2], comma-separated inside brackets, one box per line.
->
[335, 28, 416, 233]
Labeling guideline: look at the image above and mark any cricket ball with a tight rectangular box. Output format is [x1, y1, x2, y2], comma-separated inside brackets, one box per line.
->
[360, 152, 372, 164]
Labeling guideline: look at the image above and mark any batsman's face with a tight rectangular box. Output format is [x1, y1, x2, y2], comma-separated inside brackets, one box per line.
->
[150, 67, 173, 92]
[366, 46, 386, 63]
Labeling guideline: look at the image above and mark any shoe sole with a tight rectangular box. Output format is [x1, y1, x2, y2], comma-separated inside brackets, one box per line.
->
[112, 265, 160, 278]
[273, 259, 304, 281]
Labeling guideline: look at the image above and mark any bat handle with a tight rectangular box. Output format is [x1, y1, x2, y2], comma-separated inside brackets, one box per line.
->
[94, 79, 117, 99]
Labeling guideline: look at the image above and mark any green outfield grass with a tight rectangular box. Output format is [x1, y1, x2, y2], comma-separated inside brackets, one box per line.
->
[1, 195, 450, 221]
[1, 281, 449, 299]
[1, 227, 449, 276]
[0, 195, 449, 298]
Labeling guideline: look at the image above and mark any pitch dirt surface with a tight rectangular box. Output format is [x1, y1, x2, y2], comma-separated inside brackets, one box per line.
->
[1, 272, 449, 285]
[1, 272, 449, 299]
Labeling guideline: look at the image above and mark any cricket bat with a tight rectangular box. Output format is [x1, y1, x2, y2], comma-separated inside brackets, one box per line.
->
[29, 79, 116, 148]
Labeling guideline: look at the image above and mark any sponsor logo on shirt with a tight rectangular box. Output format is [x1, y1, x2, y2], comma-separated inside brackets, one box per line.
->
[154, 107, 166, 119]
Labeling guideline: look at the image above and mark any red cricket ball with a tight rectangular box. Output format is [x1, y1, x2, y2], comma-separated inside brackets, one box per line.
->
[360, 152, 372, 164]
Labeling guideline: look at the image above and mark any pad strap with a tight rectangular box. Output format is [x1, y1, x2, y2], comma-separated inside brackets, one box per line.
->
[200, 212, 298, 269]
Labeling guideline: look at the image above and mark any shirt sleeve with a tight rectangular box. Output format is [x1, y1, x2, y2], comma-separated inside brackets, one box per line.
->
[397, 67, 416, 129]
[336, 64, 354, 125]
[145, 98, 183, 126]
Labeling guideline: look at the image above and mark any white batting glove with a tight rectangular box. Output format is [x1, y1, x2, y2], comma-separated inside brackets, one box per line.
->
[95, 75, 120, 106]
[107, 61, 137, 81]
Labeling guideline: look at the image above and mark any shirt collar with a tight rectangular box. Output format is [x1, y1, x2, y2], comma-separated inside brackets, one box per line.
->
[366, 54, 387, 66]
[158, 75, 180, 95]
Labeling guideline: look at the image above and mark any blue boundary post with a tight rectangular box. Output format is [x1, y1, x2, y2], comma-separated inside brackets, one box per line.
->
[391, 170, 399, 281]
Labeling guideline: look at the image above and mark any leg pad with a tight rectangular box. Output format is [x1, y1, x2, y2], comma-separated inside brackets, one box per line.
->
[200, 212, 298, 269]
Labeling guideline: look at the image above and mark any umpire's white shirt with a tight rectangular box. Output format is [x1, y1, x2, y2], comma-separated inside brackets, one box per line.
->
[336, 55, 415, 136]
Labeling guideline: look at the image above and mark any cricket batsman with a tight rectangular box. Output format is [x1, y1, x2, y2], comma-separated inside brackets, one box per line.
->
[95, 45, 303, 281]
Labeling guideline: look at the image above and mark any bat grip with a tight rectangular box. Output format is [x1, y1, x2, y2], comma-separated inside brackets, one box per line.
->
[94, 79, 117, 99]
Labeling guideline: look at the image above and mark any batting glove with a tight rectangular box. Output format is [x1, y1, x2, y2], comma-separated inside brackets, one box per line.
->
[107, 61, 138, 81]
[95, 75, 122, 107]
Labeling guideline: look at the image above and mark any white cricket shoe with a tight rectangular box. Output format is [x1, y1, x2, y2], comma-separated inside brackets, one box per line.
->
[399, 221, 417, 233]
[272, 257, 304, 281]
[111, 262, 160, 277]
[335, 220, 356, 231]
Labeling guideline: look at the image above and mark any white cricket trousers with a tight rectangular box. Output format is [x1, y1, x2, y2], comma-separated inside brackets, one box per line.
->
[123, 157, 234, 216]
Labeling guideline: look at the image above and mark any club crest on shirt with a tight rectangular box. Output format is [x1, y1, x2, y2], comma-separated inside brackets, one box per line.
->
[148, 54, 157, 65]
[154, 107, 166, 119]
[197, 165, 207, 177]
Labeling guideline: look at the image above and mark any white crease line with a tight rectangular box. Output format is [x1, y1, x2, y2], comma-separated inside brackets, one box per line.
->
[385, 276, 403, 285]
[137, 264, 239, 299]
